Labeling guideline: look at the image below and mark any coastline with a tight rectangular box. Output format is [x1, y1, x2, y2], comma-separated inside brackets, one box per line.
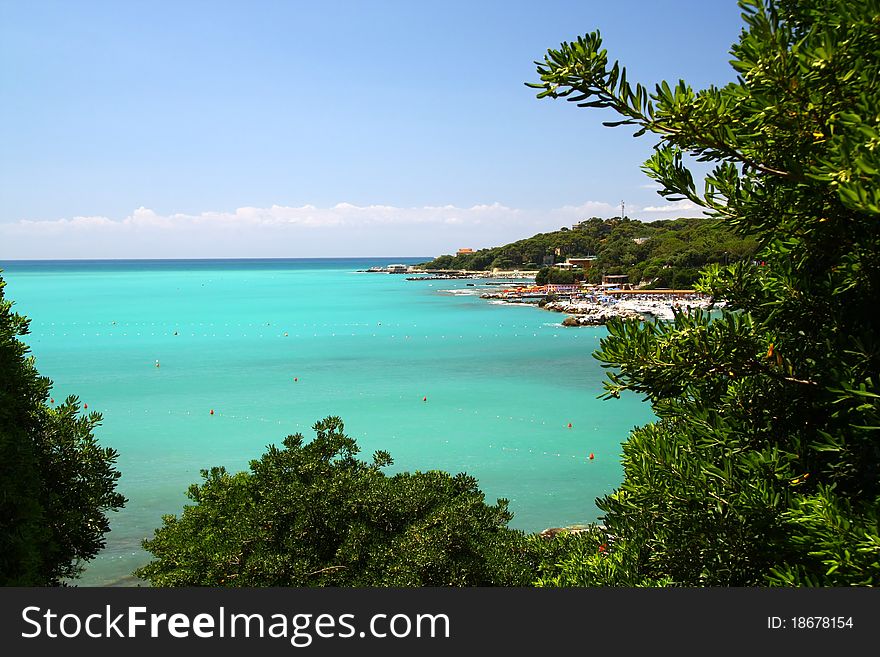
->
[361, 259, 724, 326]
[546, 294, 720, 325]
[360, 264, 540, 279]
[469, 279, 718, 326]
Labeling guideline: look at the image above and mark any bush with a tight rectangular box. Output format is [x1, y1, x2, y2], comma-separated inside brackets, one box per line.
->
[136, 417, 534, 586]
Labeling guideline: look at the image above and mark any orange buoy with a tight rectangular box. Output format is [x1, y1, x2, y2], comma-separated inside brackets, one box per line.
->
[50, 398, 54, 404]
[567, 422, 572, 428]
[210, 409, 214, 415]
[84, 403, 88, 409]
[294, 377, 298, 382]
[589, 452, 595, 460]
[423, 396, 427, 402]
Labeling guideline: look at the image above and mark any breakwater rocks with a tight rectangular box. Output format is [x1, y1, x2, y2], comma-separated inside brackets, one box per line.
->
[545, 300, 643, 325]
[560, 310, 642, 326]
[477, 286, 717, 326]
[545, 295, 716, 326]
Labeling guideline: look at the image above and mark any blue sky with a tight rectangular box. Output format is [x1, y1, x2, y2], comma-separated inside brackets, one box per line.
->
[0, 0, 744, 258]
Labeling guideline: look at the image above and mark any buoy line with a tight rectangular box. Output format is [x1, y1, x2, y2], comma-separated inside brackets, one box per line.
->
[106, 388, 603, 463]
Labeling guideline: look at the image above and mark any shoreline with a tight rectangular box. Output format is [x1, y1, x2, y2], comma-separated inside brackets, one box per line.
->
[360, 265, 540, 279]
[392, 264, 721, 325]
[476, 285, 719, 326]
[372, 265, 726, 327]
[547, 294, 720, 325]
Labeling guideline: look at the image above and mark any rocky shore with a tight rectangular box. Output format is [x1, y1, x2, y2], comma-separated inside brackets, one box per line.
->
[475, 289, 719, 326]
[549, 302, 643, 326]
[543, 296, 717, 325]
[416, 269, 720, 327]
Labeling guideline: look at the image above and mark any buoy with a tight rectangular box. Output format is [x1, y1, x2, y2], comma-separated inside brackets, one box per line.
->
[155, 360, 160, 368]
[567, 422, 572, 428]
[294, 377, 298, 382]
[84, 403, 88, 409]
[50, 398, 54, 404]
[589, 452, 594, 460]
[423, 396, 427, 402]
[210, 409, 214, 415]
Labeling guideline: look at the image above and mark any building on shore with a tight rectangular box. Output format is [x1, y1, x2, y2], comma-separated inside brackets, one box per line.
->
[601, 274, 632, 290]
[566, 257, 597, 269]
[605, 288, 700, 297]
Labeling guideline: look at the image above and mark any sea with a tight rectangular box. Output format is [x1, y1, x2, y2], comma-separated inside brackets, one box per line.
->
[0, 258, 654, 586]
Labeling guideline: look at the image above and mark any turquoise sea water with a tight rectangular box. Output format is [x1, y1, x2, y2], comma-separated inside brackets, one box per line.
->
[0, 258, 654, 586]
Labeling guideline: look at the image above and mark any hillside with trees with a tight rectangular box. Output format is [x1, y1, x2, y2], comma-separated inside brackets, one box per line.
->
[419, 216, 758, 288]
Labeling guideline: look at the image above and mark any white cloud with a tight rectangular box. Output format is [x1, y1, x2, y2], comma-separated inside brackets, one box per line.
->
[0, 200, 628, 259]
[640, 200, 700, 214]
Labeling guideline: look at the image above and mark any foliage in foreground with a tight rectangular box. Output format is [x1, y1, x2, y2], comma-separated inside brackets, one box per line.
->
[136, 417, 535, 586]
[528, 527, 673, 588]
[529, 0, 880, 585]
[0, 274, 125, 586]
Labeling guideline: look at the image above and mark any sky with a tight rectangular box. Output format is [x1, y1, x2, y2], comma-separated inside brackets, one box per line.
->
[0, 0, 745, 259]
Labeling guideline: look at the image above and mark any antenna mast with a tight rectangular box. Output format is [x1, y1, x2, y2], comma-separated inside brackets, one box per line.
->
[621, 200, 625, 219]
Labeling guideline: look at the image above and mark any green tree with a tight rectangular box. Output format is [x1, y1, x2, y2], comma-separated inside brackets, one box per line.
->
[429, 254, 454, 269]
[536, 267, 582, 285]
[136, 416, 533, 586]
[0, 274, 125, 585]
[671, 268, 699, 289]
[530, 0, 880, 585]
